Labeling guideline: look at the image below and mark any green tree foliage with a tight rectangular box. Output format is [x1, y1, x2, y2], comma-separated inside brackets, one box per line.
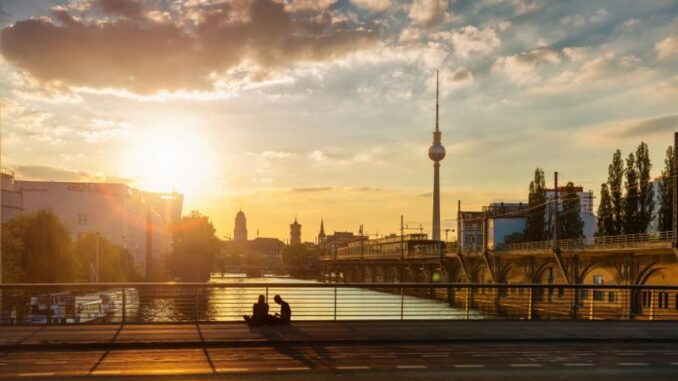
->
[281, 244, 317, 272]
[608, 149, 624, 235]
[1, 210, 78, 282]
[596, 183, 614, 236]
[73, 233, 137, 282]
[1, 222, 26, 283]
[524, 168, 547, 241]
[635, 142, 654, 232]
[658, 145, 674, 231]
[623, 153, 640, 234]
[168, 211, 219, 281]
[558, 182, 585, 240]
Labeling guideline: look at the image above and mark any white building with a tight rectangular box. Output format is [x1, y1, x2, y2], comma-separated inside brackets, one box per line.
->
[1, 169, 23, 223]
[1, 171, 182, 277]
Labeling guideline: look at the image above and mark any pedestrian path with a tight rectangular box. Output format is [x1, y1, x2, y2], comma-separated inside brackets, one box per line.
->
[0, 320, 677, 349]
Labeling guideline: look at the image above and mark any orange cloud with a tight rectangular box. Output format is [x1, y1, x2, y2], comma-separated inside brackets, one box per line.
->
[0, 0, 380, 95]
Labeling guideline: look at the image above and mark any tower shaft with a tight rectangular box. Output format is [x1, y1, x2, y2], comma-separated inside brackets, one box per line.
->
[432, 162, 441, 241]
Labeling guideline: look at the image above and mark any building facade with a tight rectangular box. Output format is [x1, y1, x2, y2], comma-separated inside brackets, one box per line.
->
[1, 173, 182, 278]
[290, 217, 301, 245]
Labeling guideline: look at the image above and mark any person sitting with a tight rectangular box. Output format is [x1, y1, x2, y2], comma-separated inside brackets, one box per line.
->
[266, 294, 291, 325]
[243, 294, 269, 326]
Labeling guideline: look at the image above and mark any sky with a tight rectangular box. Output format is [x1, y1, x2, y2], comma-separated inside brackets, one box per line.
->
[0, 0, 676, 241]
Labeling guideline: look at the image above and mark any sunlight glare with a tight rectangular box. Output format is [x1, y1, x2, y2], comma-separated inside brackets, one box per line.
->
[122, 121, 213, 198]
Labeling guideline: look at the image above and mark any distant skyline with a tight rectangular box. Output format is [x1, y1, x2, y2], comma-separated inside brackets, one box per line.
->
[1, 0, 676, 240]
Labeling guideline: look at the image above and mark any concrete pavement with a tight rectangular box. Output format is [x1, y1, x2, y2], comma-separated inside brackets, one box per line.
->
[1, 342, 678, 380]
[0, 321, 677, 350]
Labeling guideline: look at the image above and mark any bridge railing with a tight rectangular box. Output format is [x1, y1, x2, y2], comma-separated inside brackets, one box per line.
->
[1, 282, 677, 324]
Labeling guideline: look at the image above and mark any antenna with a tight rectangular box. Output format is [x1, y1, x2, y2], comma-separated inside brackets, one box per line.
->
[435, 69, 439, 133]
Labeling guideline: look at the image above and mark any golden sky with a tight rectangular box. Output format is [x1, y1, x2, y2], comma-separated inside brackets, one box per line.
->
[1, 0, 677, 241]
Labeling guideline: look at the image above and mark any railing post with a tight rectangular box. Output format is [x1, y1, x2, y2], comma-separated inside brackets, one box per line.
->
[122, 287, 126, 324]
[527, 287, 533, 320]
[47, 292, 53, 325]
[589, 287, 595, 320]
[194, 287, 199, 323]
[465, 287, 470, 320]
[400, 287, 404, 320]
[649, 289, 655, 321]
[265, 286, 269, 303]
[333, 287, 337, 321]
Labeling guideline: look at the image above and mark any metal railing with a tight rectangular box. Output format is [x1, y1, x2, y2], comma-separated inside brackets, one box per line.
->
[1, 283, 678, 324]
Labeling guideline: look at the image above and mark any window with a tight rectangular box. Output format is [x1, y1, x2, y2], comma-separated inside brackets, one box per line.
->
[608, 292, 616, 303]
[77, 213, 88, 225]
[642, 291, 652, 308]
[658, 292, 669, 309]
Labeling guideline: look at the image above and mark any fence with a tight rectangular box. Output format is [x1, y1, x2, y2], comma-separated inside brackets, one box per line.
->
[1, 283, 678, 324]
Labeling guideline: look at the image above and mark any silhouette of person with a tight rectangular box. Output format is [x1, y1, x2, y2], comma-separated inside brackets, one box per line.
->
[243, 294, 269, 326]
[267, 294, 291, 325]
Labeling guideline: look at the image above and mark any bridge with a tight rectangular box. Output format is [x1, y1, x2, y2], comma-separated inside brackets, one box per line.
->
[319, 231, 678, 287]
[1, 282, 678, 380]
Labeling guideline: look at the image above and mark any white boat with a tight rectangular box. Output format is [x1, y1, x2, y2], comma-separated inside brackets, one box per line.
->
[26, 288, 139, 324]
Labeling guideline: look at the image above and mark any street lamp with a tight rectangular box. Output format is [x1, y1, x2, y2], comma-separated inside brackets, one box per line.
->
[95, 232, 100, 283]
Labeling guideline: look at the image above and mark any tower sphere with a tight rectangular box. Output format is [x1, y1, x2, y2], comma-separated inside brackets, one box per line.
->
[428, 143, 446, 161]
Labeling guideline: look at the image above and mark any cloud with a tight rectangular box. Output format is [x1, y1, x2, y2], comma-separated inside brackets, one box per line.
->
[618, 115, 678, 138]
[351, 0, 391, 12]
[575, 114, 678, 146]
[0, 0, 380, 95]
[94, 0, 143, 19]
[561, 9, 609, 28]
[290, 186, 334, 193]
[448, 25, 500, 58]
[492, 47, 560, 84]
[656, 36, 678, 60]
[408, 0, 448, 26]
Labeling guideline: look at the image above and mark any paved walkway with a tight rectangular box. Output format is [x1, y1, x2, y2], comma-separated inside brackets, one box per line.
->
[0, 321, 677, 349]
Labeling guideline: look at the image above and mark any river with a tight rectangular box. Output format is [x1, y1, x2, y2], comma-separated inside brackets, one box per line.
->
[135, 274, 484, 322]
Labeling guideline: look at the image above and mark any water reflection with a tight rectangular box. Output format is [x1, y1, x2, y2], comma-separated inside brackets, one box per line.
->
[134, 274, 483, 322]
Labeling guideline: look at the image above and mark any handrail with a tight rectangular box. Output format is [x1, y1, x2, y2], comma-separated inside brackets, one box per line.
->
[1, 282, 678, 290]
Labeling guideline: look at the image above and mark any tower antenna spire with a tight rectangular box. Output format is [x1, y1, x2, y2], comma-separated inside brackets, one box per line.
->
[435, 69, 439, 133]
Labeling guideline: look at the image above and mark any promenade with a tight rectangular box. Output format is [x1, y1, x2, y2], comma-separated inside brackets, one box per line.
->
[1, 321, 678, 380]
[2, 320, 678, 349]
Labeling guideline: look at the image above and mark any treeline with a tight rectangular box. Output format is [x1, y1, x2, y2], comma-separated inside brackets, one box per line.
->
[597, 142, 672, 236]
[1, 210, 137, 283]
[167, 211, 220, 282]
[506, 168, 585, 244]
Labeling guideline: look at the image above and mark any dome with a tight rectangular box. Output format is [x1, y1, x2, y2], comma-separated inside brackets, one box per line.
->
[235, 210, 246, 220]
[428, 143, 446, 161]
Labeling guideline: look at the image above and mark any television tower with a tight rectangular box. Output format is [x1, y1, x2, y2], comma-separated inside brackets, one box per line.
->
[428, 70, 446, 241]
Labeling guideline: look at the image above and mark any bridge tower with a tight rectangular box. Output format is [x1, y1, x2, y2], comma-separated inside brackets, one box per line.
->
[428, 70, 446, 241]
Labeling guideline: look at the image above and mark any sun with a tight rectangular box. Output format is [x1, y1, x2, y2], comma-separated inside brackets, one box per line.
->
[122, 122, 213, 197]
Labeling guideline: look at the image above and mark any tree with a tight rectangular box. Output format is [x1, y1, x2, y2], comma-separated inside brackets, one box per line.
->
[1, 210, 77, 283]
[558, 182, 585, 240]
[524, 168, 547, 241]
[608, 149, 624, 234]
[658, 145, 674, 231]
[636, 142, 654, 232]
[596, 183, 614, 236]
[623, 152, 640, 234]
[1, 222, 26, 283]
[73, 233, 137, 282]
[168, 211, 220, 282]
[281, 244, 318, 273]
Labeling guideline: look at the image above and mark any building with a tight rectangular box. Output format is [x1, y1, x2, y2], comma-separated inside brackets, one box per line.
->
[290, 217, 301, 245]
[428, 70, 446, 241]
[336, 233, 443, 260]
[222, 210, 284, 268]
[545, 186, 596, 240]
[1, 169, 23, 223]
[2, 174, 182, 277]
[458, 202, 528, 252]
[317, 218, 326, 244]
[234, 210, 247, 242]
